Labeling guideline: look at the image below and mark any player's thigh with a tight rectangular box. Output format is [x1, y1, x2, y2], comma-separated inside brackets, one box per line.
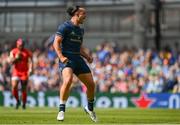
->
[21, 80, 28, 90]
[11, 76, 19, 88]
[75, 56, 91, 75]
[62, 67, 74, 84]
[77, 73, 95, 89]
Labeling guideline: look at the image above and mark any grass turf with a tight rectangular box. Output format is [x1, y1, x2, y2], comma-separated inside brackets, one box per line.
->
[0, 107, 180, 125]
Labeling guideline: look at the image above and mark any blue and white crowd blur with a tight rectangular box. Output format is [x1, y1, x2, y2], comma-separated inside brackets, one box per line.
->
[0, 40, 180, 93]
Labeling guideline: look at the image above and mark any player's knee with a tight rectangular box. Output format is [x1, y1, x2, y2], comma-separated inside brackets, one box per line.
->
[63, 76, 73, 87]
[12, 84, 18, 89]
[12, 86, 18, 90]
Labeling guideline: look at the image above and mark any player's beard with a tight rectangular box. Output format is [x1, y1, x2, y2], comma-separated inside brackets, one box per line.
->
[80, 19, 85, 24]
[78, 16, 85, 24]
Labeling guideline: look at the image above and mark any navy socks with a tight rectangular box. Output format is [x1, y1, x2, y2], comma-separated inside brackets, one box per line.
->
[59, 104, 65, 112]
[88, 100, 94, 111]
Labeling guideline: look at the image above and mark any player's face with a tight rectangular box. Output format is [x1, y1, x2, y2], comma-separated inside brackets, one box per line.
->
[16, 39, 24, 50]
[17, 44, 24, 50]
[77, 8, 86, 24]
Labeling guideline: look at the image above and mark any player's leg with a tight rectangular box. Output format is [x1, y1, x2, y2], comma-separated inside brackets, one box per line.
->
[78, 73, 95, 109]
[57, 67, 73, 121]
[77, 73, 97, 122]
[11, 77, 20, 109]
[21, 80, 28, 109]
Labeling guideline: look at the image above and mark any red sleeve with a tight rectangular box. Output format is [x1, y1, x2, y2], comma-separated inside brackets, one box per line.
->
[25, 49, 32, 58]
[28, 50, 33, 58]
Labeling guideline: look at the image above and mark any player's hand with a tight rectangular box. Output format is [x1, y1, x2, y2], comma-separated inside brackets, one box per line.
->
[87, 56, 93, 64]
[60, 56, 69, 64]
[28, 69, 33, 76]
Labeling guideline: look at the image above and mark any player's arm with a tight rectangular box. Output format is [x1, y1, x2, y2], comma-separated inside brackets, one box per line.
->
[53, 35, 68, 63]
[80, 45, 93, 63]
[28, 56, 33, 76]
[9, 51, 21, 64]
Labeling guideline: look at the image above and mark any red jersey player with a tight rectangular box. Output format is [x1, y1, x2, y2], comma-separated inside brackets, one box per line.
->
[9, 38, 33, 109]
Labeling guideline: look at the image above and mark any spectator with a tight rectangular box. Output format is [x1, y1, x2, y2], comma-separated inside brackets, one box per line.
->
[0, 39, 180, 94]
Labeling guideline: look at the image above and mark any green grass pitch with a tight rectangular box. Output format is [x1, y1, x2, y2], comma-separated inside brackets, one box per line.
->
[0, 107, 180, 125]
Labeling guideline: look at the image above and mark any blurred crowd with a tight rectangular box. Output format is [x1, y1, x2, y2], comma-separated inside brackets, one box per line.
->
[92, 42, 180, 93]
[0, 39, 180, 93]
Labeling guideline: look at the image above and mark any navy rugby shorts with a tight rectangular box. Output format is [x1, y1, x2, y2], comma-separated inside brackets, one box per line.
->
[59, 54, 91, 76]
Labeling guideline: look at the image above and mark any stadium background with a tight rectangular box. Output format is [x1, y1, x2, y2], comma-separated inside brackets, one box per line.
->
[0, 0, 180, 109]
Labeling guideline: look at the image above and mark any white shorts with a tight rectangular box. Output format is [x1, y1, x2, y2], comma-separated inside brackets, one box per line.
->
[11, 76, 20, 81]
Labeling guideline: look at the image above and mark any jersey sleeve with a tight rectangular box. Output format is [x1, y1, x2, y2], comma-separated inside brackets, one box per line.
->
[81, 28, 84, 41]
[47, 34, 55, 45]
[27, 50, 33, 58]
[56, 24, 66, 39]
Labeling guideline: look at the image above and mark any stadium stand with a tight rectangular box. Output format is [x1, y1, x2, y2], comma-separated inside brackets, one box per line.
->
[0, 40, 180, 93]
[0, 0, 180, 93]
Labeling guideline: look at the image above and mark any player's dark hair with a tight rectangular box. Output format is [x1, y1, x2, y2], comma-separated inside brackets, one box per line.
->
[66, 5, 80, 17]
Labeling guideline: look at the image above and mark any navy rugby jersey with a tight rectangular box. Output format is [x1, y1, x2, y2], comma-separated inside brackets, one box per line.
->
[56, 21, 84, 55]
